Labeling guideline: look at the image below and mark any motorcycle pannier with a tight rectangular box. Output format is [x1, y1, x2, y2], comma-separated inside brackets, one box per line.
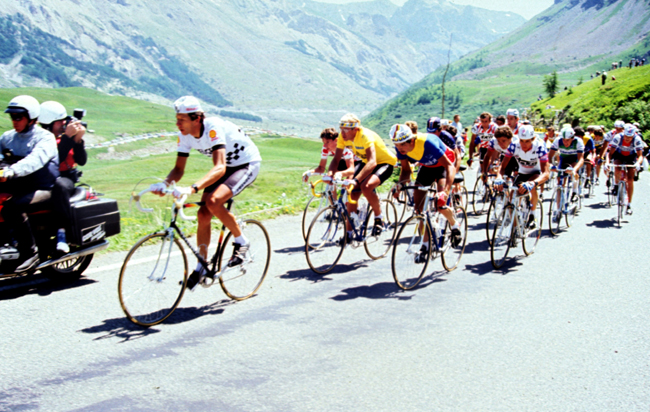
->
[69, 198, 121, 246]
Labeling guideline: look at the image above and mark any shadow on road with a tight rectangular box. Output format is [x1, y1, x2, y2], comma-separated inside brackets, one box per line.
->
[464, 254, 524, 276]
[274, 245, 306, 255]
[330, 281, 416, 301]
[585, 202, 611, 210]
[0, 275, 96, 301]
[80, 299, 236, 342]
[586, 219, 620, 229]
[279, 260, 371, 283]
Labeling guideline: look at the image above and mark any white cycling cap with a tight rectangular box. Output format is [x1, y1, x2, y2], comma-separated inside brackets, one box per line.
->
[506, 108, 519, 118]
[174, 96, 203, 114]
[339, 113, 360, 129]
[613, 120, 625, 128]
[390, 124, 415, 144]
[623, 124, 636, 136]
[519, 125, 535, 140]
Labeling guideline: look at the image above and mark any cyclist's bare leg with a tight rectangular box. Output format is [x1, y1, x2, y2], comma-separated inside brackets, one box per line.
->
[359, 174, 382, 218]
[626, 167, 635, 203]
[346, 191, 361, 231]
[436, 177, 457, 227]
[203, 184, 241, 238]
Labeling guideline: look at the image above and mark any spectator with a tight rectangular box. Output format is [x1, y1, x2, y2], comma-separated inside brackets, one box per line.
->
[451, 114, 462, 139]
[601, 71, 607, 85]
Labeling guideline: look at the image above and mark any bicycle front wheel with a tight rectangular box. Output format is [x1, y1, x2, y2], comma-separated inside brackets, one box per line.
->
[522, 200, 543, 256]
[118, 231, 188, 327]
[302, 195, 328, 241]
[549, 187, 563, 235]
[490, 205, 514, 269]
[387, 184, 410, 223]
[391, 214, 431, 290]
[364, 199, 398, 260]
[485, 192, 505, 245]
[617, 183, 626, 226]
[305, 206, 347, 274]
[217, 219, 271, 301]
[441, 206, 468, 271]
[472, 178, 489, 215]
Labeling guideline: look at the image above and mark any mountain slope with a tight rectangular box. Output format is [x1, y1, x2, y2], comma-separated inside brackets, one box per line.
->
[364, 0, 650, 134]
[0, 0, 524, 133]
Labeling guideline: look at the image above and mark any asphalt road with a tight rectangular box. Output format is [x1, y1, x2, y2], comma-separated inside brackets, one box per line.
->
[1, 172, 649, 411]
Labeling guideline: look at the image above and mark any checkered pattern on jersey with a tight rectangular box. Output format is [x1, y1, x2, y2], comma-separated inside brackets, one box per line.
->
[226, 143, 246, 164]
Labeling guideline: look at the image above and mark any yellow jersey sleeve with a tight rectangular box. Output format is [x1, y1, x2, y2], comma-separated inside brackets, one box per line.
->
[357, 127, 397, 166]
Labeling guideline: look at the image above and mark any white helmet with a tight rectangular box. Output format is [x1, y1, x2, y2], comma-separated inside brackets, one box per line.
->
[613, 120, 625, 129]
[560, 127, 575, 140]
[623, 124, 637, 137]
[506, 108, 519, 118]
[390, 124, 415, 144]
[519, 125, 535, 140]
[5, 95, 40, 120]
[173, 96, 203, 114]
[39, 101, 67, 125]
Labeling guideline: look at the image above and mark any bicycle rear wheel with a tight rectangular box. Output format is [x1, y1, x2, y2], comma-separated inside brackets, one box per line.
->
[485, 192, 505, 245]
[522, 200, 543, 256]
[364, 199, 398, 259]
[217, 219, 271, 300]
[549, 187, 563, 235]
[490, 205, 514, 269]
[391, 214, 431, 290]
[305, 206, 347, 274]
[472, 178, 489, 215]
[302, 194, 328, 241]
[118, 231, 188, 327]
[441, 206, 468, 271]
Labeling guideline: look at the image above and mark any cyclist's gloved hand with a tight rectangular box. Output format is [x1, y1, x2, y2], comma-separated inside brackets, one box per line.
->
[436, 192, 448, 208]
[522, 181, 535, 192]
[302, 171, 310, 182]
[172, 186, 192, 199]
[322, 175, 332, 183]
[0, 168, 14, 181]
[150, 182, 168, 194]
[550, 165, 557, 171]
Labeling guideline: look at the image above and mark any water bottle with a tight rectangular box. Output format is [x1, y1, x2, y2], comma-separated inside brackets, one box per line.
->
[358, 208, 367, 226]
[350, 212, 360, 229]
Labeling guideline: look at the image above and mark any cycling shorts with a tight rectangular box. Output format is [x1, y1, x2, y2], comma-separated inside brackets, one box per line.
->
[336, 158, 349, 172]
[353, 162, 394, 188]
[513, 172, 538, 187]
[558, 155, 578, 170]
[479, 147, 488, 162]
[204, 161, 260, 196]
[416, 166, 447, 187]
[613, 152, 636, 165]
[501, 156, 519, 177]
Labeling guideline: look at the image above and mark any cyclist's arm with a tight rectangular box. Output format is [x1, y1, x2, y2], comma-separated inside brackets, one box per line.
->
[496, 155, 511, 181]
[164, 155, 188, 185]
[327, 148, 343, 176]
[574, 153, 584, 173]
[468, 136, 477, 162]
[194, 148, 227, 190]
[600, 141, 610, 159]
[312, 157, 328, 175]
[536, 160, 550, 186]
[482, 149, 496, 177]
[354, 145, 377, 184]
[398, 159, 412, 185]
[339, 156, 355, 178]
[453, 147, 461, 172]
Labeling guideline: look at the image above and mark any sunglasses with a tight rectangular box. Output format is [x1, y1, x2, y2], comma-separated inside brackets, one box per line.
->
[9, 113, 26, 121]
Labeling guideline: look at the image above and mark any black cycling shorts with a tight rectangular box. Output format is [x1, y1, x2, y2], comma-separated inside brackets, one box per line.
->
[559, 155, 578, 170]
[416, 166, 446, 187]
[204, 162, 260, 196]
[612, 152, 636, 165]
[353, 162, 394, 187]
[514, 172, 538, 187]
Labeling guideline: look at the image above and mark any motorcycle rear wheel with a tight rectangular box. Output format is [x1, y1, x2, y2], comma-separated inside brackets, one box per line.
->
[42, 254, 94, 282]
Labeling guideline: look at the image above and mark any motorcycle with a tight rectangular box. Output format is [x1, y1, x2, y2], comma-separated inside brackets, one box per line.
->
[0, 183, 121, 281]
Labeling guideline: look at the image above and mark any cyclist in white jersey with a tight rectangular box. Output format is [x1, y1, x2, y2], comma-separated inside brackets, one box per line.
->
[303, 128, 354, 180]
[506, 108, 522, 136]
[494, 125, 549, 227]
[151, 96, 262, 289]
[483, 125, 519, 180]
[468, 112, 497, 168]
[606, 124, 644, 214]
[600, 120, 625, 159]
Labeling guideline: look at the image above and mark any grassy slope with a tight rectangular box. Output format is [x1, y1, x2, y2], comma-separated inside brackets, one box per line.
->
[530, 64, 650, 133]
[0, 87, 174, 141]
[364, 1, 650, 134]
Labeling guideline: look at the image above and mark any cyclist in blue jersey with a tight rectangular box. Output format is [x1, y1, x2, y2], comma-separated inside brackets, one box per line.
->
[390, 124, 462, 260]
[427, 116, 461, 173]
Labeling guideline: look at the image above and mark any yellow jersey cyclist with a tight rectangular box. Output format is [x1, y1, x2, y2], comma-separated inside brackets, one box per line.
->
[390, 123, 462, 262]
[327, 113, 397, 242]
[606, 124, 645, 215]
[548, 127, 585, 204]
[495, 125, 550, 228]
[151, 96, 262, 290]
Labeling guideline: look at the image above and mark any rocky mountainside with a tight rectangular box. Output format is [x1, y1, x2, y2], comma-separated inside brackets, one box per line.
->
[365, 0, 650, 133]
[0, 0, 524, 133]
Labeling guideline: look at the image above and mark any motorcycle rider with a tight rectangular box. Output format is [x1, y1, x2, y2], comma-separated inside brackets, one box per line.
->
[38, 101, 87, 253]
[0, 96, 59, 272]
